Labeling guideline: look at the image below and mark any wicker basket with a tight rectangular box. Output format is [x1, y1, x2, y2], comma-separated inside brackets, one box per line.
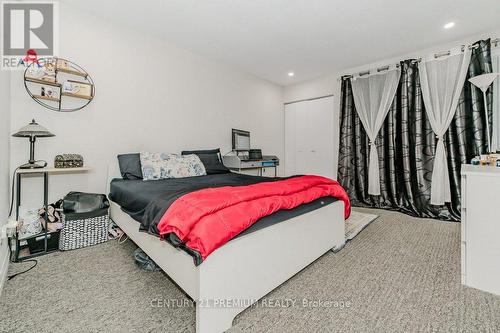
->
[59, 208, 109, 250]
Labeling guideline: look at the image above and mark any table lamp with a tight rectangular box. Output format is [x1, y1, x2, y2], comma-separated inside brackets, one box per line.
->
[12, 119, 55, 169]
[469, 73, 499, 153]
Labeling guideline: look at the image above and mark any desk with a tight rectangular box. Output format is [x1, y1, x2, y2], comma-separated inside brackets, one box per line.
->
[222, 155, 279, 177]
[13, 167, 91, 261]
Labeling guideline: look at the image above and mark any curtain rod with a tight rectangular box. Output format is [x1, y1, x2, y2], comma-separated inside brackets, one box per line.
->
[356, 64, 400, 77]
[340, 37, 499, 81]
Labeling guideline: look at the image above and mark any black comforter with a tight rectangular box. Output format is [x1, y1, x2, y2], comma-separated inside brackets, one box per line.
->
[109, 172, 337, 239]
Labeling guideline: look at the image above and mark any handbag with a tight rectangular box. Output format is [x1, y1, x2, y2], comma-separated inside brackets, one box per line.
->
[38, 199, 64, 232]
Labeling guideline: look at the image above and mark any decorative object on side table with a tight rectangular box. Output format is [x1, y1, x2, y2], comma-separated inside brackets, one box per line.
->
[12, 119, 55, 169]
[54, 154, 84, 168]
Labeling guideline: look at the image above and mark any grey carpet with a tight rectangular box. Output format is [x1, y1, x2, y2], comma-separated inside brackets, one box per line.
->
[1, 208, 500, 333]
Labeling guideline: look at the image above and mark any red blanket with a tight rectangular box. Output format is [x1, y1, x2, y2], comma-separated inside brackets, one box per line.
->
[157, 175, 350, 262]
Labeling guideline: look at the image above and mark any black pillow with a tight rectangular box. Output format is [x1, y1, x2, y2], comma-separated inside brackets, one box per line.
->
[117, 153, 143, 180]
[181, 148, 230, 175]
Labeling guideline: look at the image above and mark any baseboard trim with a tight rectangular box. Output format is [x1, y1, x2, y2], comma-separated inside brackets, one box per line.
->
[0, 240, 10, 297]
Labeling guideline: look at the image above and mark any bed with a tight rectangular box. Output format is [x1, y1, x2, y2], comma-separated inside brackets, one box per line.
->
[107, 162, 346, 333]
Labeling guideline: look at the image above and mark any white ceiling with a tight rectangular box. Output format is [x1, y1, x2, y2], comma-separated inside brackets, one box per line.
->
[65, 0, 500, 86]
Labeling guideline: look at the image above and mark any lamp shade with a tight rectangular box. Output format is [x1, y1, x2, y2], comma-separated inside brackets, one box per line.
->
[468, 73, 499, 92]
[12, 119, 54, 137]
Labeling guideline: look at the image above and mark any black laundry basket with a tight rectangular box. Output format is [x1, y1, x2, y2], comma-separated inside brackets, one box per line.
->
[59, 192, 110, 251]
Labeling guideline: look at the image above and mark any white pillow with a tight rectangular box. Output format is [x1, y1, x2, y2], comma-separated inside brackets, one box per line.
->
[140, 152, 206, 181]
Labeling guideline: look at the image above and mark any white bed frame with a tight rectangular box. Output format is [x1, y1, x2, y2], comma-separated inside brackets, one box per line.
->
[107, 165, 345, 333]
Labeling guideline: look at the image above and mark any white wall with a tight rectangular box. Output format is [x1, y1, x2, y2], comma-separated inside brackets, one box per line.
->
[283, 29, 500, 176]
[0, 69, 11, 293]
[10, 3, 284, 208]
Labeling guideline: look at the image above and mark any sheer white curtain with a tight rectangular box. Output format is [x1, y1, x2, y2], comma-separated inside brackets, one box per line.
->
[419, 49, 471, 205]
[492, 52, 500, 152]
[351, 68, 401, 195]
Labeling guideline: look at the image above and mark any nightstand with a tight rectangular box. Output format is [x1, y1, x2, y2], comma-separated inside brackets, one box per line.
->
[12, 167, 91, 261]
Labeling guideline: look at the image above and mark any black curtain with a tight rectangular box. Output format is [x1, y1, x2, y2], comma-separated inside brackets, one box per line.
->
[337, 39, 493, 221]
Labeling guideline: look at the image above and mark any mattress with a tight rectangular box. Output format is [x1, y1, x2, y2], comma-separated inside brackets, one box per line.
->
[109, 172, 337, 238]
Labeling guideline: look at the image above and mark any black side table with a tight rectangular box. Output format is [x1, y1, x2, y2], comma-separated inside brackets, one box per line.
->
[11, 167, 91, 261]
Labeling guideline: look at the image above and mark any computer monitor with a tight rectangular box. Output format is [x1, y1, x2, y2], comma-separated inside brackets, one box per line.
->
[232, 129, 250, 151]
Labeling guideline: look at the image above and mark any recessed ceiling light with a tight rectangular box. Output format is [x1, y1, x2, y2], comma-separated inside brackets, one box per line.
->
[288, 72, 295, 77]
[444, 22, 455, 29]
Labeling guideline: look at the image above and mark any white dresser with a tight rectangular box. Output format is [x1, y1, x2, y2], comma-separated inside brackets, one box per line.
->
[461, 164, 500, 296]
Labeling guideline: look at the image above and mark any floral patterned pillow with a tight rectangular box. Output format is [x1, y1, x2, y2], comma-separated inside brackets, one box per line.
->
[140, 152, 207, 181]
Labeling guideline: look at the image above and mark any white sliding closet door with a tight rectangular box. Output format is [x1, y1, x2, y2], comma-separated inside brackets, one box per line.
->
[284, 96, 335, 179]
